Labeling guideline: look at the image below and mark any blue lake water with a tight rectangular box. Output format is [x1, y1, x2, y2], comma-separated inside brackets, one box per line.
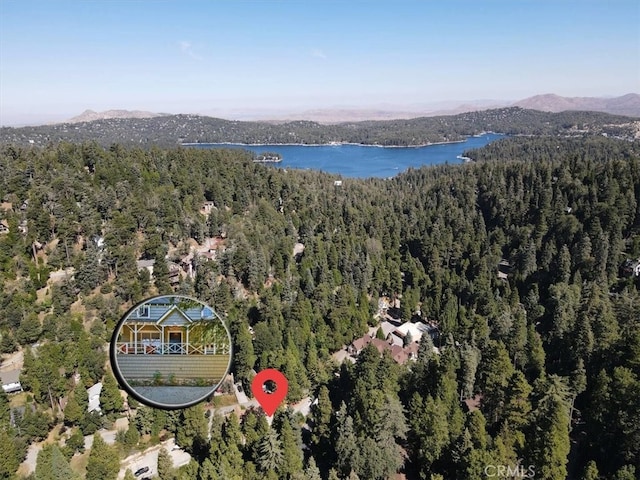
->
[188, 133, 504, 178]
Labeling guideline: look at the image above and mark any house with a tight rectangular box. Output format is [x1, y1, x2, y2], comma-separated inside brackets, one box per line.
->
[116, 297, 230, 356]
[192, 237, 226, 263]
[379, 320, 398, 338]
[293, 243, 305, 258]
[348, 319, 439, 366]
[87, 382, 102, 413]
[389, 345, 408, 364]
[370, 338, 391, 355]
[377, 297, 390, 315]
[167, 261, 181, 285]
[200, 201, 216, 216]
[115, 297, 232, 387]
[136, 259, 156, 277]
[179, 253, 195, 279]
[0, 220, 9, 234]
[497, 259, 511, 281]
[621, 258, 640, 277]
[395, 321, 437, 343]
[49, 267, 76, 283]
[389, 333, 404, 348]
[348, 334, 372, 355]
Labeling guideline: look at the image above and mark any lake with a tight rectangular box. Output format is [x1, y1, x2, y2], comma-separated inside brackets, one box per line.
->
[188, 133, 504, 178]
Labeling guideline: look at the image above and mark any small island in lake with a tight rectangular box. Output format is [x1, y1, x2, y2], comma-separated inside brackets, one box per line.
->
[254, 152, 282, 163]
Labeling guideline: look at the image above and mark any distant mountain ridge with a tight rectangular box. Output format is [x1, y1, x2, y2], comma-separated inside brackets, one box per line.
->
[66, 109, 168, 123]
[57, 94, 639, 126]
[514, 93, 640, 117]
[3, 108, 638, 148]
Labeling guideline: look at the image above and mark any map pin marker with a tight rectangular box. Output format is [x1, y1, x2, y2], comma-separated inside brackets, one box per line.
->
[251, 368, 288, 416]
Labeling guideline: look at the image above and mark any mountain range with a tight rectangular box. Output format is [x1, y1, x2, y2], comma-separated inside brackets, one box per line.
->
[59, 94, 639, 125]
[66, 109, 167, 123]
[3, 107, 638, 148]
[513, 93, 640, 117]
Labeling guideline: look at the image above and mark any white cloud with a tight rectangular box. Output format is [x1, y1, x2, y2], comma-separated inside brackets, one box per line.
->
[311, 48, 327, 59]
[179, 40, 203, 61]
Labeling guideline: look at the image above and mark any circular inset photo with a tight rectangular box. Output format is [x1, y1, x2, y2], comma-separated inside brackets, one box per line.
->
[110, 295, 232, 409]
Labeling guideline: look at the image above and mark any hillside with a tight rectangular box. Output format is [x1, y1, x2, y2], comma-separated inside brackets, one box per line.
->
[66, 109, 167, 123]
[515, 93, 640, 117]
[0, 137, 639, 479]
[1, 107, 638, 148]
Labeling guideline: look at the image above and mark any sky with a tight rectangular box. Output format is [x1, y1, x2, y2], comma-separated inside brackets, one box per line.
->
[1, 0, 639, 125]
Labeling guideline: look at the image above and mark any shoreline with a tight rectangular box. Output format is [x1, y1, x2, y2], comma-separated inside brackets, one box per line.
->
[180, 137, 483, 149]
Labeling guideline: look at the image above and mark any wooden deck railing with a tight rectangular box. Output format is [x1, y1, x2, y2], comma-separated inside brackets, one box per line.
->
[116, 342, 229, 355]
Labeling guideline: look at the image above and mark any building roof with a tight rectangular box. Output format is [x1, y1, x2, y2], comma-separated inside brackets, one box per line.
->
[136, 259, 156, 269]
[396, 321, 433, 343]
[389, 333, 404, 348]
[351, 334, 372, 352]
[379, 320, 398, 338]
[87, 382, 103, 413]
[370, 338, 391, 355]
[156, 305, 194, 326]
[390, 345, 408, 364]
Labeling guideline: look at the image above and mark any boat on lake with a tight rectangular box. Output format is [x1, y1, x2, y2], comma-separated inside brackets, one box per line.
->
[254, 152, 282, 163]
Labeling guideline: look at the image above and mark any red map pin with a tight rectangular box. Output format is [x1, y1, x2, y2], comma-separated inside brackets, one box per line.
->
[251, 368, 288, 416]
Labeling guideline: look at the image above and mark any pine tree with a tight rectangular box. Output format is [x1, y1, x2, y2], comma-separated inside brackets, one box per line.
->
[279, 418, 304, 477]
[304, 456, 322, 480]
[157, 447, 174, 480]
[477, 340, 515, 425]
[255, 428, 283, 472]
[527, 377, 571, 480]
[86, 434, 119, 480]
[525, 324, 545, 380]
[310, 384, 332, 457]
[333, 403, 360, 478]
[230, 318, 256, 388]
[36, 444, 80, 480]
[177, 404, 208, 455]
[612, 465, 636, 480]
[64, 391, 84, 427]
[502, 370, 532, 430]
[580, 460, 599, 480]
[123, 422, 140, 448]
[0, 428, 20, 478]
[0, 388, 9, 428]
[100, 371, 123, 415]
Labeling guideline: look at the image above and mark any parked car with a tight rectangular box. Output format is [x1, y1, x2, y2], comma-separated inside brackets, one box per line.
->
[134, 466, 150, 476]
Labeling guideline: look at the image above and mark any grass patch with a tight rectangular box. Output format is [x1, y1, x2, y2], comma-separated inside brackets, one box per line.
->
[9, 391, 28, 408]
[212, 394, 237, 408]
[70, 450, 89, 478]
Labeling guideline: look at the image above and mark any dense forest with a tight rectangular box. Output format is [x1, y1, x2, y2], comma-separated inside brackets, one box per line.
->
[1, 107, 638, 147]
[0, 135, 639, 479]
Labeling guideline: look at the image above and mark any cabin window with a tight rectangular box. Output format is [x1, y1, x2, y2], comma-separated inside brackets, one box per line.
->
[137, 305, 150, 318]
[139, 331, 161, 341]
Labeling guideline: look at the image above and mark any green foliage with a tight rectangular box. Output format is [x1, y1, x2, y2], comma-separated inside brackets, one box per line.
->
[4, 108, 637, 148]
[0, 132, 639, 479]
[86, 434, 119, 480]
[100, 371, 124, 415]
[0, 427, 20, 479]
[35, 444, 81, 480]
[157, 447, 175, 480]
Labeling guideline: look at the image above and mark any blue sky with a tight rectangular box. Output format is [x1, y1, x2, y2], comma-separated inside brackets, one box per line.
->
[1, 0, 638, 124]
